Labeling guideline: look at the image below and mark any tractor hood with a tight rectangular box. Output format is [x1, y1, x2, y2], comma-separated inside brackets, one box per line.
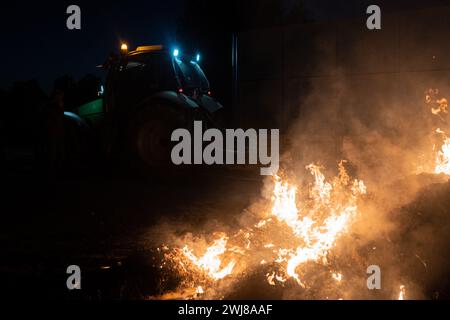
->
[196, 94, 223, 113]
[153, 91, 223, 113]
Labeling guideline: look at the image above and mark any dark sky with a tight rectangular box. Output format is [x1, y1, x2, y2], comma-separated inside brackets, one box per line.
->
[0, 1, 183, 91]
[1, 0, 449, 92]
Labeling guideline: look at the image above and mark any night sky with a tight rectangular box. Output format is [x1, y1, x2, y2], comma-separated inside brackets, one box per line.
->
[1, 0, 449, 92]
[0, 1, 183, 91]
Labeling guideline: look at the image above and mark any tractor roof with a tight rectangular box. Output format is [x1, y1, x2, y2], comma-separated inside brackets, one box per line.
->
[128, 45, 166, 56]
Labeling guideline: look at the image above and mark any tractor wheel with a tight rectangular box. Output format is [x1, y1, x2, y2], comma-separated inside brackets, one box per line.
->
[129, 103, 190, 179]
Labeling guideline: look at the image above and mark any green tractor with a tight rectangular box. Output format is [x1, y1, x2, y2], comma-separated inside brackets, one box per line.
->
[64, 44, 223, 174]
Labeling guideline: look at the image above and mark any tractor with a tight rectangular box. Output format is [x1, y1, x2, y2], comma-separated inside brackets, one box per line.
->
[63, 44, 223, 174]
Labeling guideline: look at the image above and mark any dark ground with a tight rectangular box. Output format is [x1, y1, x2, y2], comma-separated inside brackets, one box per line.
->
[0, 148, 264, 299]
[2, 148, 450, 300]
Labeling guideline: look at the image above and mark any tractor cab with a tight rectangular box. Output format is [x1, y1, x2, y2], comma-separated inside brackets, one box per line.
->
[68, 43, 223, 171]
[74, 44, 222, 124]
[104, 44, 217, 113]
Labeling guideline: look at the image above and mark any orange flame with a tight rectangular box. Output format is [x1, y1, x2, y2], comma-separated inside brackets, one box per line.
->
[435, 132, 450, 175]
[181, 235, 236, 280]
[164, 162, 367, 298]
[269, 163, 366, 285]
[426, 89, 450, 175]
[398, 285, 406, 300]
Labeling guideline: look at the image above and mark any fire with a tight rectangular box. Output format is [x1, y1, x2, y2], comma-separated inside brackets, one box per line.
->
[181, 235, 236, 280]
[427, 88, 448, 116]
[268, 162, 366, 286]
[434, 131, 450, 175]
[398, 285, 406, 300]
[332, 272, 343, 282]
[196, 286, 204, 294]
[149, 88, 450, 300]
[161, 161, 367, 298]
[271, 175, 299, 231]
[426, 89, 450, 175]
[151, 88, 450, 300]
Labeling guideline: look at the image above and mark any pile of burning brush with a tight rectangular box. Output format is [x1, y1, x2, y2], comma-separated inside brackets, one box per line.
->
[144, 89, 450, 300]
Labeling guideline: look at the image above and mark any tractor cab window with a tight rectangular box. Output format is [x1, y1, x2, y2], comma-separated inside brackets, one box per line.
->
[109, 52, 178, 109]
[174, 59, 209, 92]
[122, 53, 177, 90]
[125, 61, 143, 70]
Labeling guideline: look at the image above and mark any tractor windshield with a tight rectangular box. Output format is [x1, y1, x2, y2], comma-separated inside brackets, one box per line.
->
[174, 59, 210, 92]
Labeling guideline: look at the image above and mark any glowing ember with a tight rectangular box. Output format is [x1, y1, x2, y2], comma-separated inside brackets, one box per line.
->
[266, 272, 276, 286]
[196, 286, 204, 294]
[181, 235, 236, 280]
[332, 273, 343, 282]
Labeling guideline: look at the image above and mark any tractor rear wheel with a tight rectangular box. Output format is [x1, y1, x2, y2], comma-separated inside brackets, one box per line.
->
[128, 103, 191, 179]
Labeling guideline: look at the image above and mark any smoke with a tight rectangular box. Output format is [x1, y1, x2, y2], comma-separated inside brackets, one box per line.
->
[141, 19, 450, 299]
[275, 49, 450, 298]
[143, 72, 450, 300]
